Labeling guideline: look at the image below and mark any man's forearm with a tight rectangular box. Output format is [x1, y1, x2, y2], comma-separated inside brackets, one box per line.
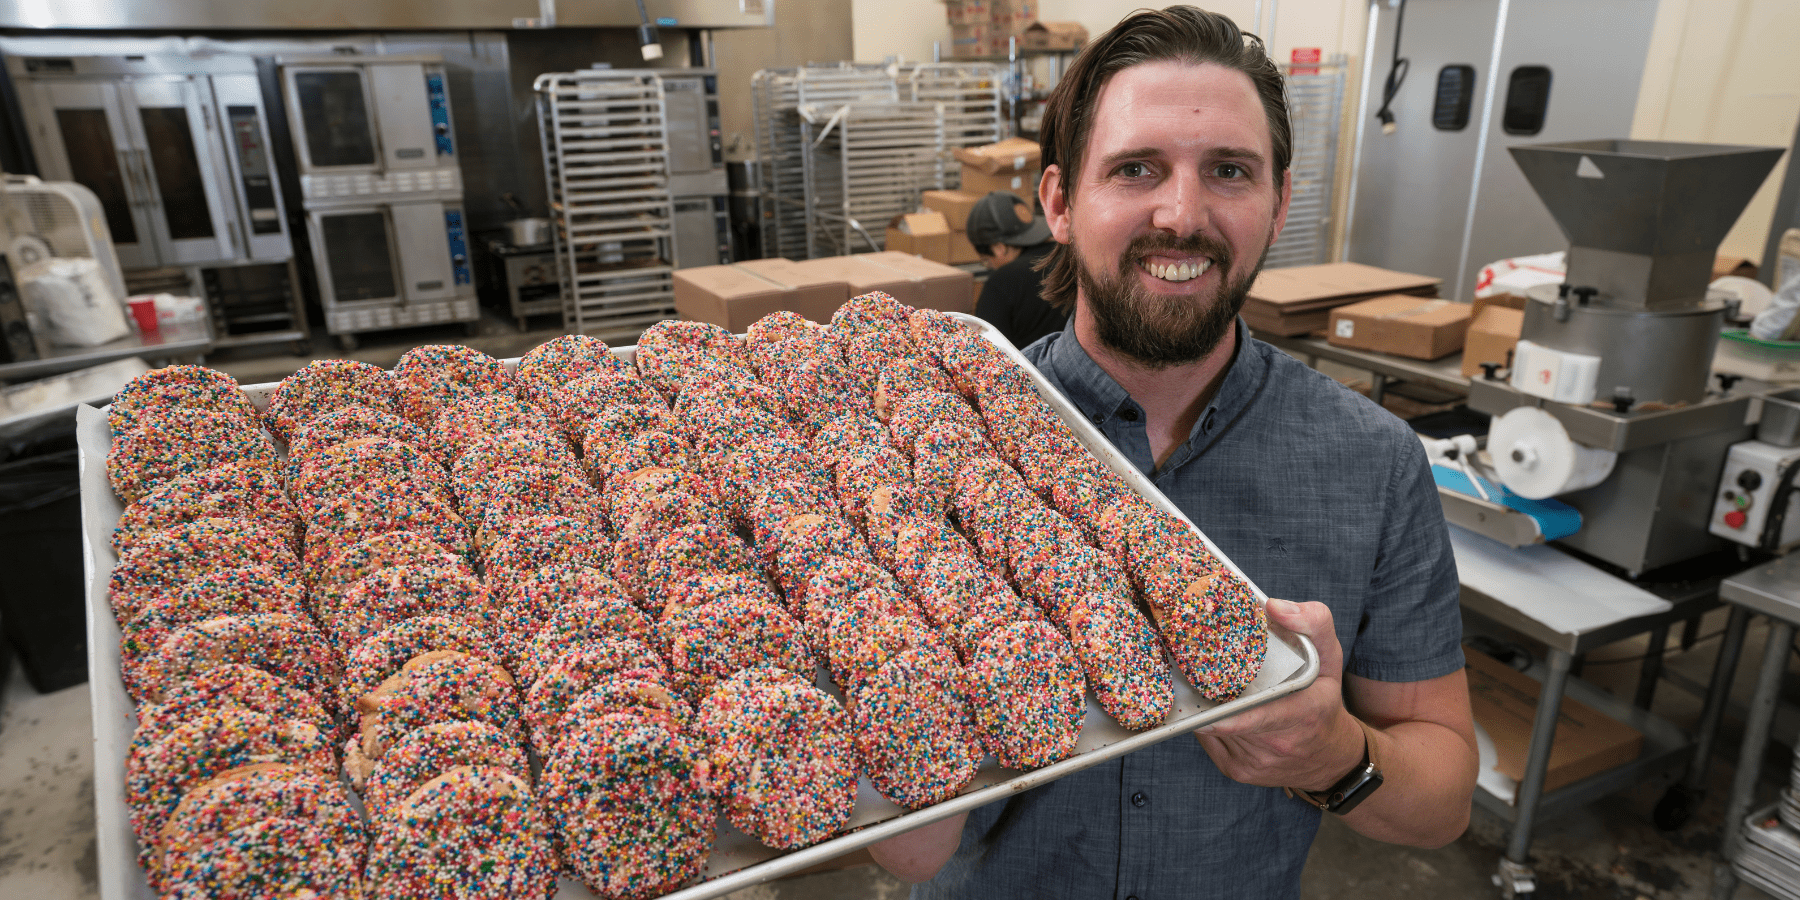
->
[1336, 719, 1478, 848]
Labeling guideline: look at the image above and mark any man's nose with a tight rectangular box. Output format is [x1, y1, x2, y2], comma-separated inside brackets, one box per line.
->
[1149, 168, 1209, 237]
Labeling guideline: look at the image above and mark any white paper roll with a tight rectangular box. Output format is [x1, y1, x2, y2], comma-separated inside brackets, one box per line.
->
[1489, 406, 1618, 499]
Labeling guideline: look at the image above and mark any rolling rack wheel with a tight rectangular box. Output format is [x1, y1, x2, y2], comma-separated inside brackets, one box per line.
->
[1494, 858, 1536, 898]
[1654, 783, 1697, 830]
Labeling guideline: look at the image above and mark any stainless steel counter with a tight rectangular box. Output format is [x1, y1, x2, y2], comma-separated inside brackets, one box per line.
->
[0, 319, 211, 383]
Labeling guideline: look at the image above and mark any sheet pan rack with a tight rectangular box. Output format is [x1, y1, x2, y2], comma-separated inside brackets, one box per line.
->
[535, 70, 678, 340]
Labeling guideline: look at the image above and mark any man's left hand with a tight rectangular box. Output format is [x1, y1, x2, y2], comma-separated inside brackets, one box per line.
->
[1194, 597, 1364, 792]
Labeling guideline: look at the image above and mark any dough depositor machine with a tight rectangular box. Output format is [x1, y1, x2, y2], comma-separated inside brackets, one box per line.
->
[1446, 138, 1785, 577]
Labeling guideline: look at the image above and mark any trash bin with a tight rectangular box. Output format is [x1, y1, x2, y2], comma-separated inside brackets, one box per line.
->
[0, 412, 87, 693]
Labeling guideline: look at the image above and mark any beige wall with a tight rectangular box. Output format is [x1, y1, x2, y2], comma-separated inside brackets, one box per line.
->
[713, 0, 856, 158]
[850, 0, 1367, 66]
[1631, 0, 1800, 262]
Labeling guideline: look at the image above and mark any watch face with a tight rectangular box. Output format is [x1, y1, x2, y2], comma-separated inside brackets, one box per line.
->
[1328, 767, 1383, 815]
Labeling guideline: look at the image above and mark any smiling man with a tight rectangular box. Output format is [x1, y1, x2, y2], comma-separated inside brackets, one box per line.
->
[869, 8, 1477, 899]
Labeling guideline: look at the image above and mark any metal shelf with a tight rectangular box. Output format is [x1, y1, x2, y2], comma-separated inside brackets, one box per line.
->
[536, 70, 678, 337]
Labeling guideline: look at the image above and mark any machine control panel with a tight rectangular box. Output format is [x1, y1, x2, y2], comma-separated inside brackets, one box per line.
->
[444, 208, 471, 286]
[426, 71, 454, 157]
[1711, 439, 1800, 550]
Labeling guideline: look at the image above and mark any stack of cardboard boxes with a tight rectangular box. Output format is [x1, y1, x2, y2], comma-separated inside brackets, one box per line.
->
[888, 136, 1043, 268]
[672, 252, 974, 333]
[947, 0, 1036, 58]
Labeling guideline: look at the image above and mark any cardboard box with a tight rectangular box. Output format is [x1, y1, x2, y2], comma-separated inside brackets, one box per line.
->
[954, 136, 1042, 175]
[1242, 262, 1440, 336]
[989, 0, 1037, 32]
[859, 251, 975, 313]
[1021, 20, 1088, 50]
[1326, 296, 1471, 360]
[673, 262, 857, 333]
[1714, 254, 1758, 281]
[729, 258, 853, 322]
[1470, 291, 1529, 323]
[945, 0, 989, 25]
[885, 211, 952, 263]
[949, 23, 990, 58]
[921, 189, 984, 229]
[948, 229, 981, 265]
[1461, 305, 1525, 378]
[787, 254, 971, 314]
[1465, 650, 1644, 795]
[960, 165, 1036, 207]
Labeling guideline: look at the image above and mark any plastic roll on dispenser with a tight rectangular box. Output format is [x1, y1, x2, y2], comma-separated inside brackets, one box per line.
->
[1489, 407, 1617, 499]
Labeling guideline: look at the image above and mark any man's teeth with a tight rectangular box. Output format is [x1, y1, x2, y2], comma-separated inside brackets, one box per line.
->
[1146, 260, 1212, 282]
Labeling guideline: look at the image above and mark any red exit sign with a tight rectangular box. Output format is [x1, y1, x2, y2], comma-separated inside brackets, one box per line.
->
[1291, 47, 1321, 75]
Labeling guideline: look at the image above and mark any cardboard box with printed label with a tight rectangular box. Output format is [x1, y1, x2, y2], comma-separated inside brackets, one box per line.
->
[922, 189, 984, 230]
[885, 211, 952, 263]
[1021, 21, 1088, 50]
[954, 137, 1042, 175]
[1465, 650, 1644, 794]
[1461, 305, 1525, 378]
[1327, 296, 1471, 360]
[789, 253, 973, 314]
[945, 0, 989, 25]
[674, 261, 853, 332]
[988, 0, 1037, 32]
[950, 22, 990, 58]
[1242, 262, 1441, 336]
[960, 165, 1036, 207]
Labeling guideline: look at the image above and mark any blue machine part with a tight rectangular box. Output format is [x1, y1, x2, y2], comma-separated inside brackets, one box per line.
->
[1432, 464, 1583, 542]
[426, 72, 454, 156]
[444, 209, 471, 286]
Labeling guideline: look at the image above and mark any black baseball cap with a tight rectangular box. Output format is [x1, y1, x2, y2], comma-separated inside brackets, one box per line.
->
[965, 191, 1052, 250]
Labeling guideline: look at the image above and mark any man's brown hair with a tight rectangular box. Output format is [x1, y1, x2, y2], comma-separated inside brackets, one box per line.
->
[1034, 5, 1292, 312]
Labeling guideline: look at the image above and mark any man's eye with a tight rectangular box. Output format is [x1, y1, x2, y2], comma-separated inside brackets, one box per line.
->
[1116, 162, 1150, 178]
[1214, 163, 1247, 179]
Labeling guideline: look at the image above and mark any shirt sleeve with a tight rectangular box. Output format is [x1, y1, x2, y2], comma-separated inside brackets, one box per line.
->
[1347, 432, 1465, 683]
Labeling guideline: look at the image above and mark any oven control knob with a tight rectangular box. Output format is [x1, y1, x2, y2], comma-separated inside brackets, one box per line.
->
[1725, 510, 1748, 530]
[1738, 470, 1764, 491]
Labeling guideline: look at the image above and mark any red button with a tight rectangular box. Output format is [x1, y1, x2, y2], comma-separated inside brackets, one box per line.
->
[1726, 510, 1748, 529]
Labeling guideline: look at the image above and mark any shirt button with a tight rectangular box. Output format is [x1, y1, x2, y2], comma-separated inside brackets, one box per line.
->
[1090, 413, 1103, 425]
[1127, 896, 1140, 900]
[1131, 791, 1147, 807]
[1120, 408, 1139, 422]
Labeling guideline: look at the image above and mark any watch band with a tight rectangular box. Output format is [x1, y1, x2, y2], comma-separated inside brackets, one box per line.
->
[1295, 720, 1384, 815]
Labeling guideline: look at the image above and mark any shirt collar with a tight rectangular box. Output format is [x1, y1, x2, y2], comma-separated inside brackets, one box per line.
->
[1037, 316, 1273, 462]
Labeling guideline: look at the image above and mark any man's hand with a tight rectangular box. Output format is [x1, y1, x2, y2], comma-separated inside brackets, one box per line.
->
[1194, 598, 1364, 792]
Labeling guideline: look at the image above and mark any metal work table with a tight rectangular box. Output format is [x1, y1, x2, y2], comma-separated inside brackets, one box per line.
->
[0, 318, 212, 383]
[1460, 551, 1741, 897]
[1714, 554, 1800, 899]
[1252, 330, 1471, 403]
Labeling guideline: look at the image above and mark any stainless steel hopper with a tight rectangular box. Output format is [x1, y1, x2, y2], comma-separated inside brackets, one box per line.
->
[1508, 140, 1784, 309]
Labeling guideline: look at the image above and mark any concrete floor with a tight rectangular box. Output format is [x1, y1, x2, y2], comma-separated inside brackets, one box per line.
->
[6, 313, 1798, 899]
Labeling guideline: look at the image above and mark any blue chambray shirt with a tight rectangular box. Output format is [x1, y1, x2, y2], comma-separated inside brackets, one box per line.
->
[915, 318, 1464, 900]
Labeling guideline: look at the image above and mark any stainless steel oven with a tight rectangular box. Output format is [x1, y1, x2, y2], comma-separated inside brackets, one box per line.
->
[9, 55, 291, 270]
[305, 201, 474, 338]
[279, 54, 473, 345]
[278, 54, 462, 203]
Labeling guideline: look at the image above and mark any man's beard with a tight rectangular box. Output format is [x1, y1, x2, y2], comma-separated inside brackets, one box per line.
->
[1079, 230, 1268, 369]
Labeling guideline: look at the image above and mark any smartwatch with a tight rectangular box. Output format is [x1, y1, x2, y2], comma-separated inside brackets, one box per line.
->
[1297, 721, 1383, 815]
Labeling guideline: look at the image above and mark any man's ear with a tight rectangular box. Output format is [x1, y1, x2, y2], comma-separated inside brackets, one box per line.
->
[1041, 164, 1072, 245]
[1268, 168, 1294, 247]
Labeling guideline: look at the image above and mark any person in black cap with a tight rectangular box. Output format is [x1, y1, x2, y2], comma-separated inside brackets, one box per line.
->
[967, 190, 1066, 349]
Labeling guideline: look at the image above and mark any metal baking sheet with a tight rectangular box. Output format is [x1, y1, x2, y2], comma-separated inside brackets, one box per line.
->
[77, 316, 1318, 900]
